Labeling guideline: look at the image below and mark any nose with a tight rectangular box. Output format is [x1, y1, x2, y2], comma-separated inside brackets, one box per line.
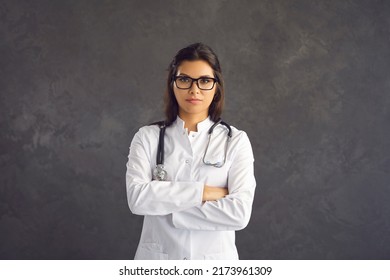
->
[189, 80, 200, 94]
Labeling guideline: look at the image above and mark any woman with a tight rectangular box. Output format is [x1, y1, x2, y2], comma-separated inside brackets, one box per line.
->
[126, 42, 256, 260]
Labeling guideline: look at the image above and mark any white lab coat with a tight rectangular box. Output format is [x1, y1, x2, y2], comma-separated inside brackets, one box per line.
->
[126, 116, 256, 260]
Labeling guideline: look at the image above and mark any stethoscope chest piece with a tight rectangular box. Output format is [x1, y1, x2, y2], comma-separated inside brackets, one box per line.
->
[153, 164, 167, 181]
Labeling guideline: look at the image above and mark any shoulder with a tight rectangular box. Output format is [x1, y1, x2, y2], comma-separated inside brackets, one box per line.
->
[218, 122, 253, 155]
[132, 123, 161, 143]
[138, 123, 161, 134]
[231, 126, 251, 149]
[225, 124, 254, 162]
[215, 121, 250, 142]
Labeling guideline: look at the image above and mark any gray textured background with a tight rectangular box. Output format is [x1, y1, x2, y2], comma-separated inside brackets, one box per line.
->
[1, 0, 389, 259]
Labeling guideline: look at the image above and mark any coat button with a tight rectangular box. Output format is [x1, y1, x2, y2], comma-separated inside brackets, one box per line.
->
[185, 160, 190, 164]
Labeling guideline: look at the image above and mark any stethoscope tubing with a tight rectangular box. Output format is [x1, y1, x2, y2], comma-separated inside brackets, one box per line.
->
[156, 121, 166, 165]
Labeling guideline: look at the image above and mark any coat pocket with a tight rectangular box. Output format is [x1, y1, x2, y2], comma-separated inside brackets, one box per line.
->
[134, 243, 168, 260]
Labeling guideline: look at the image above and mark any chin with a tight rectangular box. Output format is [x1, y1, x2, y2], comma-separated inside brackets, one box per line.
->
[180, 107, 208, 116]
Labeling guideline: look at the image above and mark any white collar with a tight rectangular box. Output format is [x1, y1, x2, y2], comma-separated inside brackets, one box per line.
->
[174, 115, 214, 133]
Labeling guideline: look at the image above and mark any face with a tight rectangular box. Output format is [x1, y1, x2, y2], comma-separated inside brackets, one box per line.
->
[173, 60, 217, 120]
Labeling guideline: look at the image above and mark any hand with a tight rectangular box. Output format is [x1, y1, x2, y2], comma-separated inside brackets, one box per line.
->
[202, 185, 228, 202]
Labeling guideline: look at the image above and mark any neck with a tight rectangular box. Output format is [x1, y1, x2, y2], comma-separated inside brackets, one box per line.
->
[178, 112, 208, 133]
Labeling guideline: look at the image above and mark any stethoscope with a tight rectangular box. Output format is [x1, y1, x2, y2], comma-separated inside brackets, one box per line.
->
[152, 118, 232, 181]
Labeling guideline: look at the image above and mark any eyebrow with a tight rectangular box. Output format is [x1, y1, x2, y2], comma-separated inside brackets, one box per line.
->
[177, 73, 214, 78]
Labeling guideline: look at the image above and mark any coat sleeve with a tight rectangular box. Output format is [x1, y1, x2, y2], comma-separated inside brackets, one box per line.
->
[126, 128, 204, 216]
[171, 132, 256, 231]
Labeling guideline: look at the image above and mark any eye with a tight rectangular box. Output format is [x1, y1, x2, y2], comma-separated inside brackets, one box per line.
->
[199, 78, 212, 84]
[178, 77, 190, 83]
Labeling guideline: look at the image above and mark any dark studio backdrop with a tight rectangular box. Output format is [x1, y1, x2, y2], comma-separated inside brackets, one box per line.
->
[1, 0, 389, 259]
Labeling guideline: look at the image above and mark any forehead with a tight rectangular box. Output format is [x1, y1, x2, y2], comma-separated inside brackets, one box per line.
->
[176, 60, 214, 77]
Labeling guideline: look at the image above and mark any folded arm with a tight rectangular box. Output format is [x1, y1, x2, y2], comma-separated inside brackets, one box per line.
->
[172, 132, 256, 231]
[126, 129, 204, 216]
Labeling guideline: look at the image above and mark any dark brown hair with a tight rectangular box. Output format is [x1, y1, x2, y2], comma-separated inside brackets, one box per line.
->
[164, 42, 225, 125]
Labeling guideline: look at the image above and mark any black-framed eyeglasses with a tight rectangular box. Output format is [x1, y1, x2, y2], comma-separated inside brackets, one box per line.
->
[173, 75, 218, 90]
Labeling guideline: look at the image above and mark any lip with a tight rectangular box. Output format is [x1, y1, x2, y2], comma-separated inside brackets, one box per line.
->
[185, 99, 203, 104]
